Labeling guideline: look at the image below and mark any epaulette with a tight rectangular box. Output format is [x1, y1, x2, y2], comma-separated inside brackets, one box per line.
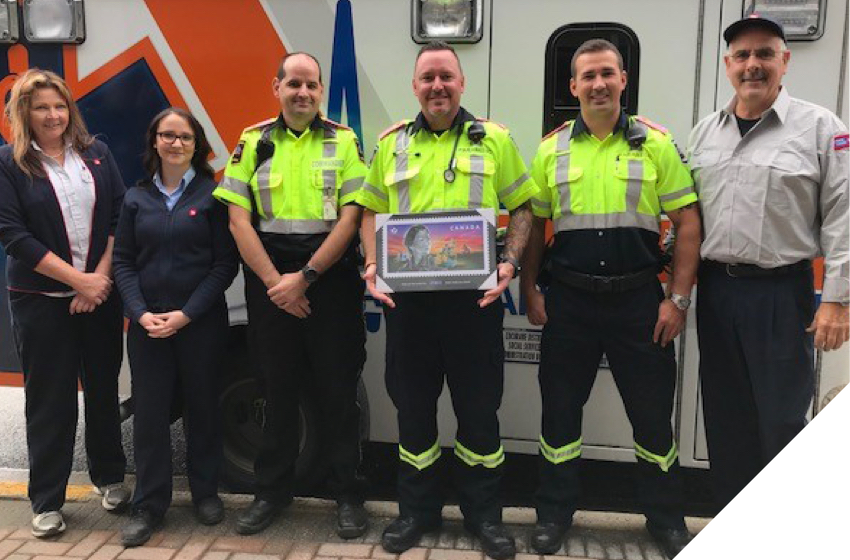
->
[243, 117, 277, 133]
[475, 117, 506, 130]
[379, 120, 410, 140]
[321, 117, 352, 131]
[634, 116, 668, 134]
[542, 120, 573, 141]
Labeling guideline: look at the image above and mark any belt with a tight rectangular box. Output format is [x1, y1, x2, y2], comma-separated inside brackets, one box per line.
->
[552, 265, 658, 293]
[702, 260, 811, 278]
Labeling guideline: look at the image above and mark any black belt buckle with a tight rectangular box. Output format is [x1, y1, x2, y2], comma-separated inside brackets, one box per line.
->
[591, 274, 616, 293]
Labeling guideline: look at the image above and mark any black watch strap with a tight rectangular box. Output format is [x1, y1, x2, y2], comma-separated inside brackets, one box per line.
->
[301, 265, 320, 284]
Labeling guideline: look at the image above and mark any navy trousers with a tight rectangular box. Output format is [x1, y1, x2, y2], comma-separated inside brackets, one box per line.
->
[128, 300, 228, 517]
[384, 291, 505, 525]
[10, 291, 126, 513]
[697, 264, 814, 509]
[537, 279, 685, 530]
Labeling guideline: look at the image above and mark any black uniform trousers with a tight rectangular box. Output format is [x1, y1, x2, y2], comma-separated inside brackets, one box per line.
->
[384, 291, 505, 526]
[9, 291, 126, 513]
[128, 300, 228, 517]
[537, 279, 685, 530]
[246, 262, 365, 504]
[697, 264, 815, 509]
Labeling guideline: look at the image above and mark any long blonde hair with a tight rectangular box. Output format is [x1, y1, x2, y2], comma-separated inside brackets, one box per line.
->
[4, 69, 92, 177]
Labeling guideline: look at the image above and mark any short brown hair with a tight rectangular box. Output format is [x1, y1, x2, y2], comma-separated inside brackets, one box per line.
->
[276, 52, 323, 83]
[414, 40, 464, 74]
[570, 39, 623, 77]
[143, 107, 214, 182]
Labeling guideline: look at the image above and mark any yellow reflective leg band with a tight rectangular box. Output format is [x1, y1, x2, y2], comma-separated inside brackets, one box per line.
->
[454, 441, 505, 469]
[399, 442, 441, 471]
[634, 442, 678, 473]
[539, 435, 582, 464]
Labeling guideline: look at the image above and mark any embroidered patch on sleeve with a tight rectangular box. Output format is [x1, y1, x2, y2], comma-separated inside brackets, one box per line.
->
[834, 134, 849, 151]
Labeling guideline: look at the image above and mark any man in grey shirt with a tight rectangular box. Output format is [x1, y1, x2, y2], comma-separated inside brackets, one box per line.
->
[688, 14, 848, 509]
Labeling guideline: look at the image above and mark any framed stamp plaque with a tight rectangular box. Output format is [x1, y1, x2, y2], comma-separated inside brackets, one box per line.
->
[375, 209, 498, 293]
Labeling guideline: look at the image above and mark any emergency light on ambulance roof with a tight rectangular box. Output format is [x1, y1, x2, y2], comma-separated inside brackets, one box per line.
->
[23, 0, 85, 44]
[0, 0, 19, 44]
[412, 0, 483, 44]
[747, 0, 825, 41]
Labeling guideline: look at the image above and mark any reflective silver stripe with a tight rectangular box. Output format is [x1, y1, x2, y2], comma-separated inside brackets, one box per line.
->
[468, 154, 485, 208]
[658, 186, 696, 203]
[339, 177, 364, 198]
[531, 197, 549, 212]
[626, 159, 643, 213]
[255, 159, 274, 217]
[362, 180, 388, 202]
[555, 211, 659, 233]
[323, 126, 337, 140]
[258, 219, 335, 234]
[500, 172, 529, 200]
[217, 175, 250, 199]
[323, 141, 338, 204]
[394, 129, 411, 213]
[555, 125, 573, 219]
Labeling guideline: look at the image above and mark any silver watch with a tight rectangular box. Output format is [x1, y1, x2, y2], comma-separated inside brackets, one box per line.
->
[669, 293, 691, 311]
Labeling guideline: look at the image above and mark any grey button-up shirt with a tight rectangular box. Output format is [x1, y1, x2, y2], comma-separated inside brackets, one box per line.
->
[687, 87, 849, 303]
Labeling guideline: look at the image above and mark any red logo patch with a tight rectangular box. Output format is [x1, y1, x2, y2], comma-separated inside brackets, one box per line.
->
[93, 159, 101, 165]
[834, 134, 849, 151]
[189, 208, 197, 217]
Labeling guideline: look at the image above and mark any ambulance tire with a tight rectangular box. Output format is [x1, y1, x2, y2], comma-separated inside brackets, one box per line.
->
[218, 332, 323, 493]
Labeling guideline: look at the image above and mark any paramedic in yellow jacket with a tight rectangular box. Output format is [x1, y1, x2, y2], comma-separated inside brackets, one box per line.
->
[520, 39, 702, 559]
[213, 52, 367, 539]
[358, 41, 538, 560]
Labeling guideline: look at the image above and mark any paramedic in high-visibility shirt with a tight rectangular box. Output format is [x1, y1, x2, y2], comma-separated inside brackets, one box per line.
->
[688, 15, 849, 512]
[520, 39, 701, 559]
[357, 41, 537, 560]
[213, 52, 368, 539]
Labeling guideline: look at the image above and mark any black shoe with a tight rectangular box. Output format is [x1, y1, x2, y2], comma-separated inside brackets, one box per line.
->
[194, 496, 224, 526]
[530, 521, 569, 555]
[646, 521, 691, 559]
[381, 515, 442, 553]
[121, 510, 162, 548]
[235, 499, 283, 535]
[337, 502, 368, 539]
[464, 521, 516, 560]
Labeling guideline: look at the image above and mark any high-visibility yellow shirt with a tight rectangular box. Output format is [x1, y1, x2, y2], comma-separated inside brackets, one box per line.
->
[357, 109, 538, 215]
[214, 114, 366, 235]
[530, 114, 696, 234]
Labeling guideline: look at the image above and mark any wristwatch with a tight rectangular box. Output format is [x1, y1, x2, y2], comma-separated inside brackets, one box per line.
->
[499, 256, 521, 279]
[301, 265, 320, 284]
[669, 293, 691, 311]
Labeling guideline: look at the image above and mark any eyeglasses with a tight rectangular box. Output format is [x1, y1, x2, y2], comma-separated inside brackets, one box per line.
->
[729, 48, 784, 63]
[156, 131, 195, 144]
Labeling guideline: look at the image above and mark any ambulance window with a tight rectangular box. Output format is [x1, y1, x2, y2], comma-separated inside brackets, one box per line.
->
[543, 23, 640, 135]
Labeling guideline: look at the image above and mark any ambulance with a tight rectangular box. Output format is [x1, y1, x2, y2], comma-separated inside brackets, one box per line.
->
[0, 0, 846, 494]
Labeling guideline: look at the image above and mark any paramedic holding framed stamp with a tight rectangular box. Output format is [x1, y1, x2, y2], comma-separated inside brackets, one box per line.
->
[357, 41, 537, 560]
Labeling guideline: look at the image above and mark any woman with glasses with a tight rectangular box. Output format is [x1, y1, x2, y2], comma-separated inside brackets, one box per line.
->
[113, 107, 237, 546]
[0, 69, 130, 538]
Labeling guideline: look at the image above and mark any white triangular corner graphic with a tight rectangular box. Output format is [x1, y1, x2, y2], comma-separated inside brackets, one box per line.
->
[478, 270, 498, 290]
[374, 213, 391, 231]
[677, 387, 849, 560]
[475, 207, 497, 227]
[376, 275, 394, 293]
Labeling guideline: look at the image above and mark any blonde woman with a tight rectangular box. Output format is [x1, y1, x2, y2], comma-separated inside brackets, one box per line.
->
[0, 69, 129, 537]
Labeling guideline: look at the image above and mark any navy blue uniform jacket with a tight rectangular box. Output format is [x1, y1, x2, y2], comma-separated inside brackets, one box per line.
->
[0, 140, 125, 293]
[112, 173, 238, 323]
